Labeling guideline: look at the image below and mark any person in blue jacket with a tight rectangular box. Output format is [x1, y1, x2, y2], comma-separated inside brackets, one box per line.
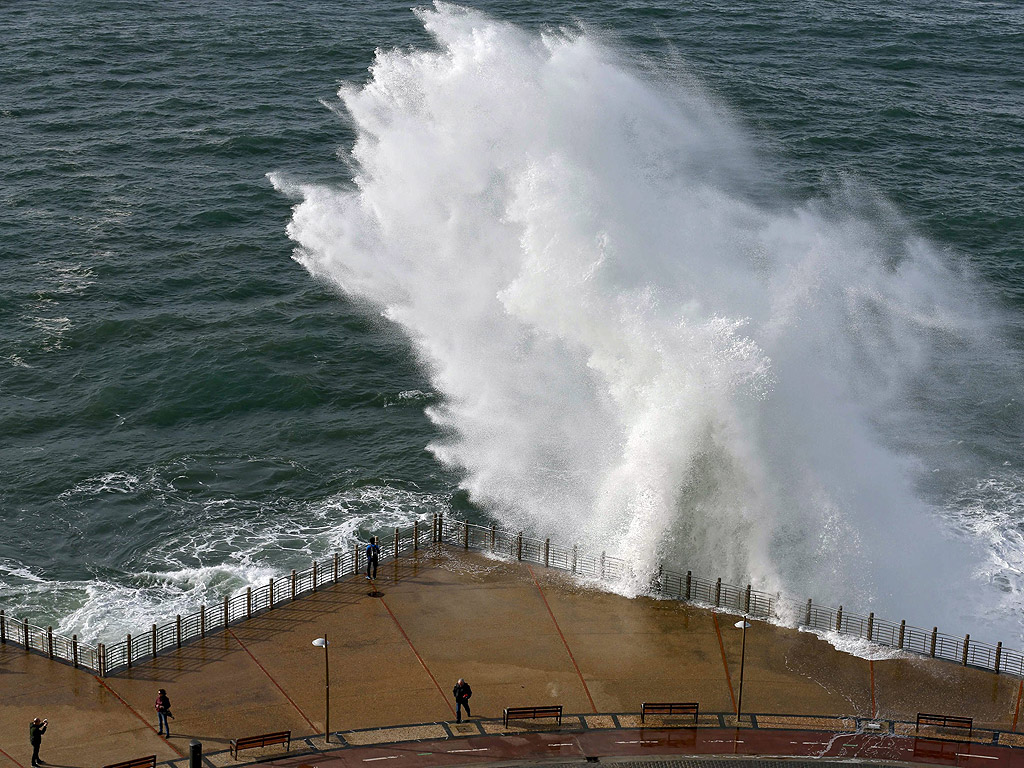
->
[366, 536, 380, 579]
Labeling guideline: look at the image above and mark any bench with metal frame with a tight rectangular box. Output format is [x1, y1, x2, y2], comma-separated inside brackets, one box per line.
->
[641, 702, 699, 724]
[916, 713, 973, 735]
[102, 757, 156, 768]
[229, 730, 292, 758]
[503, 705, 563, 728]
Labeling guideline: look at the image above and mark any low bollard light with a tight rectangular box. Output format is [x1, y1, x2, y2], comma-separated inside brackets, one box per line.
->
[189, 738, 202, 768]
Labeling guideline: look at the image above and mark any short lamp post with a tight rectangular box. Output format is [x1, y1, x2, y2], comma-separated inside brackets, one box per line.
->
[734, 620, 750, 719]
[312, 635, 330, 742]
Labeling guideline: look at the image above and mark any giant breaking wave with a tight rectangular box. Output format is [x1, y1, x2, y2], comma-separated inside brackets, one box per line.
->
[273, 3, 1024, 640]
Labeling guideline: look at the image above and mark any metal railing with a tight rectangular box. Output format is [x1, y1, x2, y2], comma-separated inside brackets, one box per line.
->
[435, 514, 1024, 679]
[3, 512, 1022, 680]
[0, 610, 99, 673]
[95, 520, 435, 676]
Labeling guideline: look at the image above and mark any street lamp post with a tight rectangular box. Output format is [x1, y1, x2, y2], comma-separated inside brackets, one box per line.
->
[312, 635, 330, 742]
[734, 620, 750, 719]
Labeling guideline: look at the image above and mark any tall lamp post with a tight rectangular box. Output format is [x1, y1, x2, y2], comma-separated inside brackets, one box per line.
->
[734, 620, 750, 719]
[312, 635, 331, 742]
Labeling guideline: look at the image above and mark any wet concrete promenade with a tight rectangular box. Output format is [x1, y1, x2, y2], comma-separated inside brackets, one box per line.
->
[2, 546, 1023, 767]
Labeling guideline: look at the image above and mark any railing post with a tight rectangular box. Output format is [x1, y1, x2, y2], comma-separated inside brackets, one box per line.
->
[23, 619, 29, 650]
[312, 561, 318, 593]
[396, 526, 401, 559]
[996, 642, 1003, 673]
[835, 606, 843, 633]
[517, 531, 523, 560]
[930, 627, 938, 657]
[898, 620, 905, 649]
[99, 642, 106, 677]
[867, 613, 874, 641]
[247, 586, 253, 618]
[200, 605, 206, 638]
[223, 595, 229, 628]
[544, 539, 550, 567]
[572, 545, 578, 574]
[72, 635, 78, 668]
[414, 521, 419, 551]
[804, 599, 812, 626]
[714, 578, 721, 607]
[176, 615, 182, 649]
[685, 571, 692, 600]
[334, 552, 340, 581]
[126, 634, 132, 668]
[354, 542, 360, 576]
[462, 522, 468, 550]
[655, 564, 663, 593]
[46, 627, 53, 659]
[291, 569, 298, 601]
[269, 578, 275, 609]
[152, 623, 157, 657]
[0, 610, 5, 644]
[744, 584, 751, 613]
[962, 634, 970, 666]
[600, 551, 606, 579]
[490, 524, 496, 552]
[432, 512, 437, 542]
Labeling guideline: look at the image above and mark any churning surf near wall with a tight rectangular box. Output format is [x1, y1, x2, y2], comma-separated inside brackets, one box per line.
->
[273, 3, 1024, 638]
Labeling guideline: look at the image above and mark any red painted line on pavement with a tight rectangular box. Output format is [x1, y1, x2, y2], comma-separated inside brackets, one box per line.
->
[527, 566, 598, 713]
[93, 675, 185, 757]
[260, 725, 1024, 768]
[375, 595, 456, 716]
[1013, 678, 1023, 732]
[870, 660, 876, 718]
[227, 628, 318, 732]
[712, 613, 737, 715]
[0, 745, 26, 768]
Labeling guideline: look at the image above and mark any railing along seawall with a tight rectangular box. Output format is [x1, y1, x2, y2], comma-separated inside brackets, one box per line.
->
[98, 519, 435, 676]
[4, 512, 1022, 680]
[435, 514, 1024, 679]
[0, 610, 98, 673]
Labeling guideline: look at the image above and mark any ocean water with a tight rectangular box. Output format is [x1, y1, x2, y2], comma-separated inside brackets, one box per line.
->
[2, 0, 1023, 646]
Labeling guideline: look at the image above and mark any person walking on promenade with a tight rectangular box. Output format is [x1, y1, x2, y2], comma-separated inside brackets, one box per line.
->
[453, 678, 472, 723]
[155, 689, 172, 736]
[29, 717, 47, 766]
[366, 536, 380, 580]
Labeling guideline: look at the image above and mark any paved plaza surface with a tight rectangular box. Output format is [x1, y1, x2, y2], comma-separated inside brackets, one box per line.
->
[2, 546, 1023, 767]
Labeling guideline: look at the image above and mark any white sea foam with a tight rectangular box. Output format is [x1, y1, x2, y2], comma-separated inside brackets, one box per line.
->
[5, 477, 442, 641]
[803, 628, 912, 662]
[273, 3, 1024, 641]
[58, 471, 141, 497]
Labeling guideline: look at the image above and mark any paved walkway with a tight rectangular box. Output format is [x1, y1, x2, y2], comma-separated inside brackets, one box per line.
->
[1, 546, 1022, 767]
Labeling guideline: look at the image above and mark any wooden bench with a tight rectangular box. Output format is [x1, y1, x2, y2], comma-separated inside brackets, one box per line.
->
[102, 757, 156, 768]
[230, 730, 291, 758]
[641, 702, 699, 724]
[916, 713, 973, 735]
[503, 705, 563, 728]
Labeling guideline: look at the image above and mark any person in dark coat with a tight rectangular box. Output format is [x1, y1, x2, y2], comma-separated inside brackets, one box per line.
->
[155, 689, 172, 736]
[366, 536, 380, 579]
[29, 717, 47, 766]
[453, 678, 472, 723]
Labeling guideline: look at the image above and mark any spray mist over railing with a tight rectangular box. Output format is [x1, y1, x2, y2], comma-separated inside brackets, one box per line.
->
[272, 3, 1024, 638]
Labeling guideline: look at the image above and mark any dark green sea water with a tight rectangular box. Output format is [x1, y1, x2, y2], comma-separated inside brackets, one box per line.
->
[2, 0, 1022, 642]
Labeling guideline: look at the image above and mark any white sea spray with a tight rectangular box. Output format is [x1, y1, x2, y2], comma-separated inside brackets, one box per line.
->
[274, 3, 1024, 642]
